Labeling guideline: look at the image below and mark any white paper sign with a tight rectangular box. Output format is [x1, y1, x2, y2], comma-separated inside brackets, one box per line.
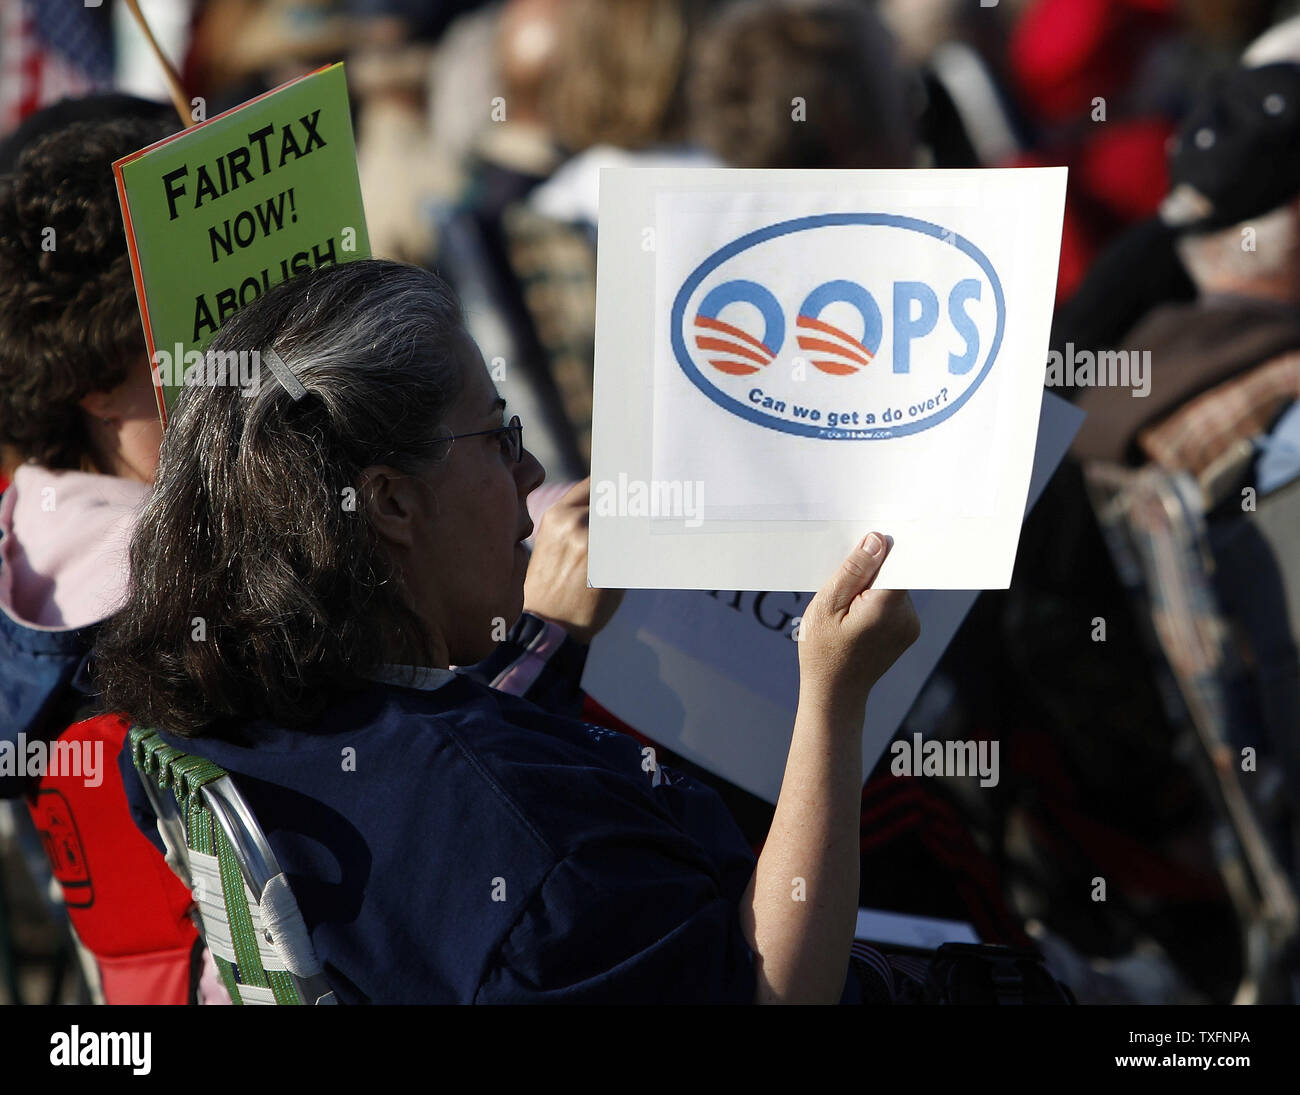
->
[590, 167, 1067, 591]
[582, 391, 1084, 805]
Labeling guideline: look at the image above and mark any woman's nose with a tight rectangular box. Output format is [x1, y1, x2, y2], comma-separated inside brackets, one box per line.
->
[517, 446, 545, 495]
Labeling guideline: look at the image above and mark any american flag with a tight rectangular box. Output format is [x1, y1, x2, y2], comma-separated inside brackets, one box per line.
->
[0, 0, 114, 137]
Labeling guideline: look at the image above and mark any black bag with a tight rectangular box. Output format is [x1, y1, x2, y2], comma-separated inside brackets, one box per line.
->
[918, 943, 1076, 1005]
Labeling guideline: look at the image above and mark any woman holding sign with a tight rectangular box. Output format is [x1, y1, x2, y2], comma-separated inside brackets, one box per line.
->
[96, 259, 919, 1004]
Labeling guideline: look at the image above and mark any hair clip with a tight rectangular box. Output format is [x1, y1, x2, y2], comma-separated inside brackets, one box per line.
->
[261, 347, 307, 401]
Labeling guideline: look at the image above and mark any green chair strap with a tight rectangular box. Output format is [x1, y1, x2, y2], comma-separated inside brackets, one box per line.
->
[128, 724, 306, 1005]
[213, 955, 244, 1004]
[130, 726, 228, 818]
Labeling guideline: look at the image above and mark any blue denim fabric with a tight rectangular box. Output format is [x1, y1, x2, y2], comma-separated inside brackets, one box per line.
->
[0, 601, 97, 798]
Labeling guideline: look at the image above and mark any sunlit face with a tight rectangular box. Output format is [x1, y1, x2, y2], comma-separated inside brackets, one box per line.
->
[408, 333, 545, 665]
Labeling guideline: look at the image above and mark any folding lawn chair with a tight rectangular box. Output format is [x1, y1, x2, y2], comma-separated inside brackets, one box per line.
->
[129, 726, 336, 1005]
[1082, 455, 1300, 1003]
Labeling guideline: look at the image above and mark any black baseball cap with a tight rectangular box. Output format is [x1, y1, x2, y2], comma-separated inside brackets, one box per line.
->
[1161, 61, 1300, 232]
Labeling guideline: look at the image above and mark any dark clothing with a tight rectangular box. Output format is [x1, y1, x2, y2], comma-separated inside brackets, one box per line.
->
[121, 669, 769, 1004]
[1072, 294, 1300, 465]
[1049, 216, 1195, 362]
[0, 606, 99, 795]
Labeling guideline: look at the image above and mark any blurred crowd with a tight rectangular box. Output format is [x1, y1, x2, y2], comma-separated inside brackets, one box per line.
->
[8, 0, 1293, 475]
[2, 0, 1300, 1005]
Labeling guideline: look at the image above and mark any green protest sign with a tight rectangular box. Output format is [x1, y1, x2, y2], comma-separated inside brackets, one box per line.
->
[114, 62, 371, 418]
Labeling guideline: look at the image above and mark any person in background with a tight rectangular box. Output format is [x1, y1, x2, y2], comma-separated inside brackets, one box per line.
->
[1072, 61, 1300, 891]
[496, 0, 720, 466]
[431, 0, 587, 483]
[688, 0, 918, 171]
[0, 109, 199, 1004]
[1072, 61, 1300, 468]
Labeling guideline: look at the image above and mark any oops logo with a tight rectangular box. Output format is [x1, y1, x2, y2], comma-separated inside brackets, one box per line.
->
[672, 213, 1005, 439]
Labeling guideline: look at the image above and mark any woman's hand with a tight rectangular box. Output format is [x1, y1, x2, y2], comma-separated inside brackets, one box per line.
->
[796, 532, 920, 716]
[522, 478, 625, 645]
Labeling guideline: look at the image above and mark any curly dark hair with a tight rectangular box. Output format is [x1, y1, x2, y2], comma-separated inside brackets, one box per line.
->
[0, 114, 173, 469]
[93, 260, 466, 738]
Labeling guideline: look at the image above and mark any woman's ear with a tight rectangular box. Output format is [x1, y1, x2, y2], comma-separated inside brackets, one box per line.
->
[78, 389, 117, 424]
[75, 364, 164, 483]
[357, 465, 433, 550]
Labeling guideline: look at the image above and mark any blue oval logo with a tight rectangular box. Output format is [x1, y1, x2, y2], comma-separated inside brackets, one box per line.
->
[670, 213, 1006, 439]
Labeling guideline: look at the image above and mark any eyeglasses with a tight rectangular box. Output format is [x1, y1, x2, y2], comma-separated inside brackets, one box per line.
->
[442, 415, 523, 463]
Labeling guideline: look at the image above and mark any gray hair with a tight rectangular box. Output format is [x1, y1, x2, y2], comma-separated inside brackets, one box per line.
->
[1176, 200, 1300, 288]
[94, 259, 467, 738]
